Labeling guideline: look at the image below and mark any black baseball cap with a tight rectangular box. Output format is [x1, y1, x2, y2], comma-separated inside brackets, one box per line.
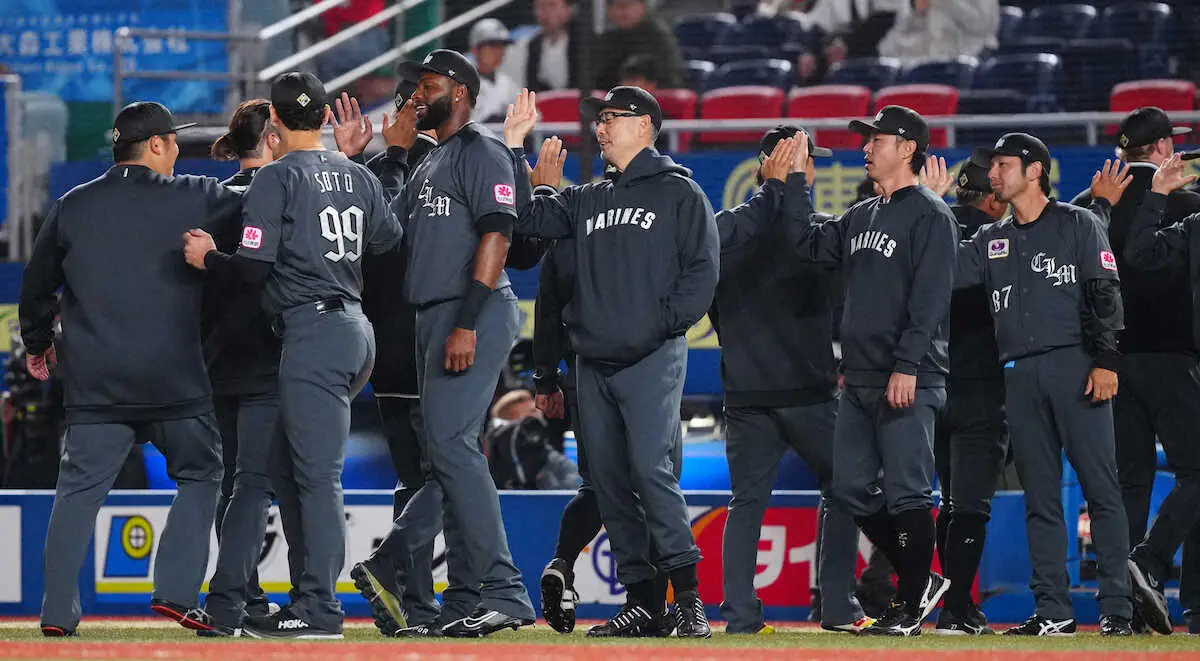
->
[1180, 150, 1200, 161]
[759, 125, 833, 160]
[1117, 107, 1191, 149]
[971, 133, 1051, 172]
[270, 71, 327, 115]
[111, 101, 196, 145]
[396, 49, 481, 100]
[848, 105, 929, 152]
[580, 86, 664, 131]
[394, 79, 418, 111]
[955, 159, 992, 193]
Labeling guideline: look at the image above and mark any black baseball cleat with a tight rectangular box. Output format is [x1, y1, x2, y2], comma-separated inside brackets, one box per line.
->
[393, 623, 444, 638]
[673, 589, 712, 639]
[1128, 557, 1172, 635]
[195, 623, 241, 638]
[351, 560, 408, 636]
[150, 598, 213, 632]
[916, 573, 951, 623]
[245, 598, 280, 619]
[40, 625, 75, 638]
[241, 606, 343, 639]
[1004, 613, 1077, 636]
[1100, 614, 1134, 637]
[540, 558, 579, 634]
[860, 602, 922, 636]
[935, 607, 991, 635]
[587, 603, 660, 637]
[441, 609, 534, 637]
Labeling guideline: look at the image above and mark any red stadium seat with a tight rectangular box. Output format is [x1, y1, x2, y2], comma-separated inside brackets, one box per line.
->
[1109, 79, 1197, 141]
[699, 86, 786, 145]
[653, 89, 698, 152]
[535, 89, 584, 145]
[873, 84, 960, 148]
[786, 85, 871, 149]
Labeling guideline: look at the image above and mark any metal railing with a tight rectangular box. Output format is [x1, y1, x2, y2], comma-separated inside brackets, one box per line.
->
[2, 75, 26, 261]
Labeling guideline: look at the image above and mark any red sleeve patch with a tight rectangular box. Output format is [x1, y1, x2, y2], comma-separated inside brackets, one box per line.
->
[241, 226, 263, 249]
[494, 184, 515, 206]
[1100, 250, 1118, 272]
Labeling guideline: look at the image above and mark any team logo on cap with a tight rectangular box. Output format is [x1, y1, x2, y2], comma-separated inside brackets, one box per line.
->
[1119, 134, 1130, 147]
[959, 173, 969, 186]
[988, 238, 1009, 259]
[112, 128, 120, 143]
[296, 93, 311, 107]
[874, 111, 885, 121]
[423, 54, 434, 64]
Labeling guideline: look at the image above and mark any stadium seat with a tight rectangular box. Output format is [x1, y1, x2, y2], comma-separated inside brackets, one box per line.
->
[898, 56, 978, 88]
[535, 89, 589, 146]
[999, 5, 1025, 42]
[1020, 4, 1098, 40]
[709, 59, 793, 91]
[708, 45, 773, 64]
[673, 13, 738, 53]
[787, 85, 872, 149]
[973, 53, 1062, 101]
[699, 86, 786, 145]
[824, 57, 902, 90]
[686, 60, 716, 93]
[1109, 79, 1197, 141]
[1058, 38, 1139, 111]
[653, 89, 698, 152]
[1093, 2, 1171, 42]
[956, 90, 1031, 145]
[996, 37, 1066, 55]
[873, 84, 960, 148]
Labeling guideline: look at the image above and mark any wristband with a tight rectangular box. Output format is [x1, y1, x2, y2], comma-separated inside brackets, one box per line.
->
[455, 280, 492, 330]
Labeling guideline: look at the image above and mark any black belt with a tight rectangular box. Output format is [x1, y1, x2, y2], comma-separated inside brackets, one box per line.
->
[272, 297, 346, 335]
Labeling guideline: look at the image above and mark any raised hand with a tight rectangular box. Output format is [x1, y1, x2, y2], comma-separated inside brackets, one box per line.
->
[1151, 153, 1199, 195]
[794, 130, 810, 172]
[504, 88, 539, 148]
[1089, 159, 1134, 206]
[532, 136, 567, 189]
[331, 92, 374, 158]
[919, 155, 953, 197]
[761, 137, 799, 183]
[381, 99, 418, 150]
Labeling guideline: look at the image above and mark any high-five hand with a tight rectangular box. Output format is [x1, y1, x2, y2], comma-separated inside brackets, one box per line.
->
[1151, 153, 1199, 195]
[532, 136, 567, 189]
[919, 155, 953, 197]
[331, 92, 374, 158]
[761, 137, 799, 183]
[1089, 159, 1133, 206]
[381, 99, 418, 150]
[504, 88, 539, 148]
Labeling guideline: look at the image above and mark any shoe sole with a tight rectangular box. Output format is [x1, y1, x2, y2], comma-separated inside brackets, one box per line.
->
[151, 604, 213, 632]
[443, 621, 530, 638]
[350, 564, 407, 636]
[1128, 558, 1172, 635]
[918, 576, 951, 623]
[540, 568, 574, 634]
[821, 624, 870, 634]
[677, 630, 713, 639]
[41, 626, 73, 638]
[196, 628, 242, 638]
[860, 626, 922, 637]
[242, 629, 345, 640]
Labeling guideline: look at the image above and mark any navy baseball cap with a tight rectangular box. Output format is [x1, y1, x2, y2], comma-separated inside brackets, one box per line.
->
[270, 72, 327, 115]
[971, 133, 1051, 172]
[956, 159, 992, 193]
[112, 101, 196, 144]
[396, 49, 481, 100]
[848, 106, 930, 152]
[759, 125, 832, 160]
[1117, 107, 1191, 149]
[580, 86, 664, 131]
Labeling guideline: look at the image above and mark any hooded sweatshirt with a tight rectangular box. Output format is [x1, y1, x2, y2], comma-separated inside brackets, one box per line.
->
[515, 148, 719, 366]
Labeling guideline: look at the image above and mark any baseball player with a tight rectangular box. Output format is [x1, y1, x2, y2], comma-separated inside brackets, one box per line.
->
[1071, 109, 1200, 636]
[711, 126, 872, 635]
[183, 71, 403, 639]
[787, 107, 957, 636]
[1120, 151, 1200, 636]
[955, 132, 1134, 637]
[506, 85, 719, 638]
[327, 82, 450, 635]
[200, 99, 284, 636]
[21, 102, 241, 636]
[382, 49, 537, 637]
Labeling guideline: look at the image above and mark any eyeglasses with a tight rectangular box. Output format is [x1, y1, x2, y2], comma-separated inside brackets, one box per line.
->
[594, 111, 640, 125]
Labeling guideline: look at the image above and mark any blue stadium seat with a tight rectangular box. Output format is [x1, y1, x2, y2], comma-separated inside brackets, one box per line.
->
[685, 60, 716, 93]
[825, 57, 901, 90]
[973, 53, 1062, 98]
[898, 56, 978, 88]
[999, 6, 1025, 42]
[955, 90, 1035, 145]
[1093, 2, 1171, 42]
[996, 37, 1066, 55]
[1058, 38, 1140, 111]
[1019, 3, 1098, 40]
[708, 45, 772, 64]
[673, 13, 738, 52]
[709, 59, 794, 91]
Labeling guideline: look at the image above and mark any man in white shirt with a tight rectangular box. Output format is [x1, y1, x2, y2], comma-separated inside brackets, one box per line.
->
[500, 0, 581, 92]
[470, 18, 523, 122]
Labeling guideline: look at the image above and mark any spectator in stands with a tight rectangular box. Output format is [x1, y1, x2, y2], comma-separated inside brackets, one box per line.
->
[878, 0, 998, 64]
[470, 18, 523, 123]
[500, 0, 588, 92]
[316, 0, 390, 83]
[593, 0, 685, 91]
[485, 390, 581, 490]
[803, 0, 910, 63]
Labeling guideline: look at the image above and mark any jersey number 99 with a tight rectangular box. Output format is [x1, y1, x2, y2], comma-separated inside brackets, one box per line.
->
[319, 205, 364, 263]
